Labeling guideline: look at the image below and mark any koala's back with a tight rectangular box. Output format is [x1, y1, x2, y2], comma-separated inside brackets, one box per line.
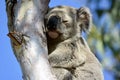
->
[72, 37, 104, 80]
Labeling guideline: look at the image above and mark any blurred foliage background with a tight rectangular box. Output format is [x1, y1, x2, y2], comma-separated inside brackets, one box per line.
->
[82, 0, 120, 80]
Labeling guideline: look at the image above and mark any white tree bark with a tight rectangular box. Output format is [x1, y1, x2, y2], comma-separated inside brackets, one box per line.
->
[6, 0, 57, 80]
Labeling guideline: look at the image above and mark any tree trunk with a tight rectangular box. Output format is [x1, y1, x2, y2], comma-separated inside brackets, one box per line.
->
[5, 0, 56, 80]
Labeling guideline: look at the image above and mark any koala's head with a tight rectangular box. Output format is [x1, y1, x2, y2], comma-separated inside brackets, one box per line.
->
[45, 6, 92, 40]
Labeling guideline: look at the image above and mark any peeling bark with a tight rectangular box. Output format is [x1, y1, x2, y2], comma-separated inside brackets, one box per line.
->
[6, 0, 57, 80]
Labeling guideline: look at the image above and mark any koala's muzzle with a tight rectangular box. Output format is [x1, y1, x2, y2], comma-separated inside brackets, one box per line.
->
[47, 16, 60, 30]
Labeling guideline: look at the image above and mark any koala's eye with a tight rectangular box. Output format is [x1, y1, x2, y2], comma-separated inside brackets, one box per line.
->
[62, 20, 68, 23]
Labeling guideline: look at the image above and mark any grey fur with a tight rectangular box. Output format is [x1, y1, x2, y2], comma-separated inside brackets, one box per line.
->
[45, 6, 104, 80]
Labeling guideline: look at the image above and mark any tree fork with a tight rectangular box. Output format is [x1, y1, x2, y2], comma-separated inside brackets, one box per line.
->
[5, 0, 57, 80]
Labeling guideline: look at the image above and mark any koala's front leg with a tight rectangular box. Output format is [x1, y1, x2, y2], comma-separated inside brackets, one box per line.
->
[49, 43, 86, 69]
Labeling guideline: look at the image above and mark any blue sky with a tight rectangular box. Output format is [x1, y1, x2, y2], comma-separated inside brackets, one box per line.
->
[0, 0, 113, 80]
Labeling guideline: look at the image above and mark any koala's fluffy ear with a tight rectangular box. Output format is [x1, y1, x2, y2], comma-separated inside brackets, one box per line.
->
[77, 7, 92, 33]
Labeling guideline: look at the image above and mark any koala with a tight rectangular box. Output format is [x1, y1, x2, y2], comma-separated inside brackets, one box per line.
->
[45, 6, 104, 80]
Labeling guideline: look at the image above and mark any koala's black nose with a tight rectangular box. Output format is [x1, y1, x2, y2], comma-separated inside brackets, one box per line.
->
[47, 16, 60, 30]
